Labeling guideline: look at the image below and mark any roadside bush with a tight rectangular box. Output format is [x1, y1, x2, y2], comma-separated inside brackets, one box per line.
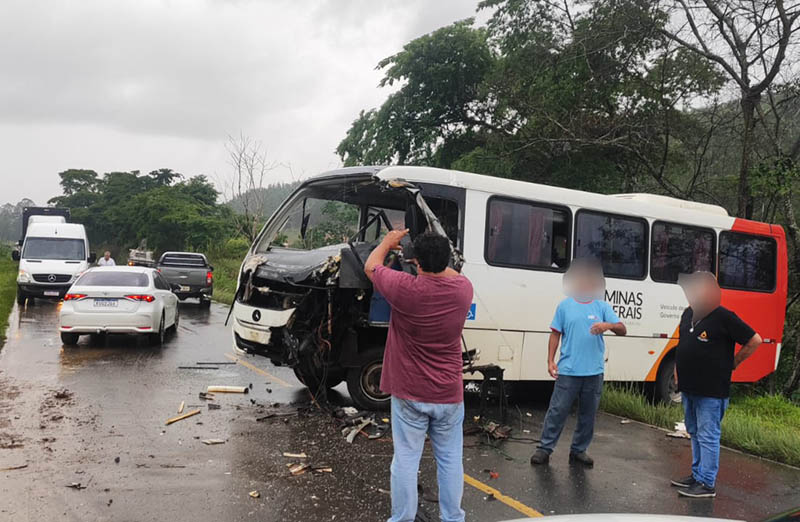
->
[0, 244, 17, 343]
[206, 237, 250, 305]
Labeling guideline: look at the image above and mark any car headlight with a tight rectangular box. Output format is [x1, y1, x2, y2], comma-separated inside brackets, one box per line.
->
[17, 270, 31, 283]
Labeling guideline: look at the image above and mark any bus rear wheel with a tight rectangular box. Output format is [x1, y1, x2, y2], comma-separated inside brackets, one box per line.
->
[656, 355, 681, 404]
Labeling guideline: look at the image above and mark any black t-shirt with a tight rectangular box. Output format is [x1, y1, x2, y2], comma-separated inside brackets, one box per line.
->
[675, 306, 755, 399]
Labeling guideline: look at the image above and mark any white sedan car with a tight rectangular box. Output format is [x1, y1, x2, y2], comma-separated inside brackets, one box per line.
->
[59, 266, 180, 346]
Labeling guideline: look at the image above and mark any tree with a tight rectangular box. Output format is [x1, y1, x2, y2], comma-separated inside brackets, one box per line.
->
[659, 0, 800, 217]
[220, 133, 279, 242]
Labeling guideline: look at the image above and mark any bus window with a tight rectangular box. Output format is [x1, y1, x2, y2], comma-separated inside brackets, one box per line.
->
[425, 197, 460, 245]
[651, 222, 715, 283]
[485, 197, 570, 270]
[575, 210, 647, 279]
[719, 231, 777, 292]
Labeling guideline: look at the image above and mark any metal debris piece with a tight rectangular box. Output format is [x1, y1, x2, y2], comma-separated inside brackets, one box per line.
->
[66, 482, 87, 490]
[345, 419, 372, 443]
[208, 403, 221, 410]
[165, 409, 201, 426]
[198, 392, 215, 401]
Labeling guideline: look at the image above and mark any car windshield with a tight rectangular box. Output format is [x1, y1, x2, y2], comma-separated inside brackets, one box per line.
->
[77, 271, 149, 287]
[22, 237, 85, 260]
[255, 179, 408, 253]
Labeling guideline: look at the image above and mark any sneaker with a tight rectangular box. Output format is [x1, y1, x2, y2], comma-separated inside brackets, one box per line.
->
[671, 475, 697, 488]
[530, 449, 550, 465]
[569, 452, 594, 467]
[677, 482, 716, 498]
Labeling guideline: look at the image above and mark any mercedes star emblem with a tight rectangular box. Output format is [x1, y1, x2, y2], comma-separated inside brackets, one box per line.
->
[252, 310, 261, 322]
[47, 274, 57, 283]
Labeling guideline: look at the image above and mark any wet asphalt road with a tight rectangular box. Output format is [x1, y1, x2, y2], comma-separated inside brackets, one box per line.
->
[1, 300, 799, 522]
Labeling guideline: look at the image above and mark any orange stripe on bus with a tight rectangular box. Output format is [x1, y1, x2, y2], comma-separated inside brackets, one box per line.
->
[644, 325, 680, 382]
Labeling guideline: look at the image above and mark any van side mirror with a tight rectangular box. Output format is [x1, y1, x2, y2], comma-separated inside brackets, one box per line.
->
[209, 265, 214, 271]
[170, 283, 181, 292]
[88, 252, 97, 264]
[11, 250, 20, 261]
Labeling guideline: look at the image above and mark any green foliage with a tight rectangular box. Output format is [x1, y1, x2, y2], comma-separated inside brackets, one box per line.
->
[601, 386, 800, 467]
[0, 198, 36, 242]
[49, 169, 234, 255]
[206, 238, 251, 305]
[0, 244, 17, 344]
[338, 1, 724, 192]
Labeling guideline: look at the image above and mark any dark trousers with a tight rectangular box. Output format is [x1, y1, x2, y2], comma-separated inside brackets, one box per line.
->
[538, 374, 604, 454]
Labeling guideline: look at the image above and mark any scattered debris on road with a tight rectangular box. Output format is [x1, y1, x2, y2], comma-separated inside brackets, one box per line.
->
[249, 490, 260, 499]
[283, 452, 307, 458]
[0, 464, 28, 471]
[201, 439, 226, 445]
[197, 361, 236, 365]
[206, 385, 248, 394]
[165, 409, 201, 426]
[178, 401, 185, 414]
[114, 456, 120, 464]
[288, 462, 310, 475]
[198, 392, 215, 401]
[178, 366, 219, 370]
[620, 419, 631, 424]
[207, 403, 221, 410]
[66, 482, 87, 490]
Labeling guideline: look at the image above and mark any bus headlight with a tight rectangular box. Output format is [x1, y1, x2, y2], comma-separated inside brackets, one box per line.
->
[17, 270, 31, 283]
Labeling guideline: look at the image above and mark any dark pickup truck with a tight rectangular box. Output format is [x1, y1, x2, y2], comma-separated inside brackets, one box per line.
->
[156, 252, 213, 307]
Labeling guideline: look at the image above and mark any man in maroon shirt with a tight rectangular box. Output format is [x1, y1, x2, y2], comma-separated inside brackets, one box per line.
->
[365, 229, 473, 522]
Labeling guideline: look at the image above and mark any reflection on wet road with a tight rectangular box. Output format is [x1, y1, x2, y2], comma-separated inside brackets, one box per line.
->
[1, 300, 799, 521]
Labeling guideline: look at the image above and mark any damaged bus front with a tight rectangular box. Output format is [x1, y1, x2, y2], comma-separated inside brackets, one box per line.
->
[230, 168, 462, 410]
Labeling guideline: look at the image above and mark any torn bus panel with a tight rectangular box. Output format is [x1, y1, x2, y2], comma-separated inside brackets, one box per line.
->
[231, 170, 463, 410]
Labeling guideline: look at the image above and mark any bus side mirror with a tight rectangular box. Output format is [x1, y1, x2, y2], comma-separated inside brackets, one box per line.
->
[11, 250, 20, 261]
[209, 265, 214, 272]
[88, 252, 97, 264]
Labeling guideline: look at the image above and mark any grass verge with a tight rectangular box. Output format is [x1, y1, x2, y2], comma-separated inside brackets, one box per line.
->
[206, 238, 249, 306]
[600, 386, 800, 467]
[0, 244, 17, 344]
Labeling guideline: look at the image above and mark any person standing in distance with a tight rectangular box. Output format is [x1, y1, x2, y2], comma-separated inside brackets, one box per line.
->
[531, 258, 626, 467]
[97, 251, 115, 266]
[365, 229, 473, 522]
[670, 271, 761, 498]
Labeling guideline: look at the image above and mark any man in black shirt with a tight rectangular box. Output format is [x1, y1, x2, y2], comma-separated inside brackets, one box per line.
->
[670, 272, 762, 498]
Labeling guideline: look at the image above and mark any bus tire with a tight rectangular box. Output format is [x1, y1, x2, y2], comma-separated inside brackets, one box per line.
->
[655, 354, 681, 404]
[346, 348, 390, 411]
[16, 291, 26, 305]
[293, 357, 345, 391]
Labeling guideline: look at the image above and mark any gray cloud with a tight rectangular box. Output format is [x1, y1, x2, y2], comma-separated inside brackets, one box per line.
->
[0, 0, 479, 204]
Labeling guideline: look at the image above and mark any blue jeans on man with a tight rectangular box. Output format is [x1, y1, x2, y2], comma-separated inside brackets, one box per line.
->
[538, 374, 603, 454]
[388, 397, 465, 522]
[682, 392, 729, 488]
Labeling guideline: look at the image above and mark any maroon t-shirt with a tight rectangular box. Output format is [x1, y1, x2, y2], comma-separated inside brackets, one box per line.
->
[372, 265, 473, 404]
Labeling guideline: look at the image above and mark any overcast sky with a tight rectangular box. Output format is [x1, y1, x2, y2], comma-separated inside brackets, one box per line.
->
[0, 0, 483, 206]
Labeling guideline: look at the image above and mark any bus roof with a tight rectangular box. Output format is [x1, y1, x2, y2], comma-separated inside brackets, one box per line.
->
[360, 165, 737, 228]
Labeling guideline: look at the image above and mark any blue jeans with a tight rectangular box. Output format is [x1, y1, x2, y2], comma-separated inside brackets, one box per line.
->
[538, 374, 603, 454]
[682, 392, 728, 488]
[388, 397, 465, 522]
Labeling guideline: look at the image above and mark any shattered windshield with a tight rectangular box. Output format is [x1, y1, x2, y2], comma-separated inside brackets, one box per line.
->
[271, 197, 360, 250]
[254, 178, 409, 253]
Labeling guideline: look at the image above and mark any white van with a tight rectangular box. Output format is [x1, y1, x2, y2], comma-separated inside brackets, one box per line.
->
[13, 222, 95, 304]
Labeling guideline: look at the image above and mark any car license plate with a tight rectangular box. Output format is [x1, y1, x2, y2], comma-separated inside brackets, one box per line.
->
[179, 285, 191, 292]
[93, 298, 118, 308]
[44, 290, 59, 297]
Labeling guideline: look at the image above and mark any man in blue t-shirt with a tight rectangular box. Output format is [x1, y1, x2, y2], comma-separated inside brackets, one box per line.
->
[531, 258, 626, 467]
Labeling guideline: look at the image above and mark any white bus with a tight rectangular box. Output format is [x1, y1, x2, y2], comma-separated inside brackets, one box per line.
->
[231, 166, 787, 409]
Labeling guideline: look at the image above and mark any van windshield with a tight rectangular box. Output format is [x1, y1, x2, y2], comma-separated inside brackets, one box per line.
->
[22, 238, 86, 260]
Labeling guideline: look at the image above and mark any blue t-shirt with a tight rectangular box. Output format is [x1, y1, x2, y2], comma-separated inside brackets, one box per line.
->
[550, 297, 621, 377]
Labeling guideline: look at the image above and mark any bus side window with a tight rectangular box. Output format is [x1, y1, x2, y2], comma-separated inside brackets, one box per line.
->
[574, 210, 647, 279]
[719, 231, 777, 292]
[485, 197, 571, 270]
[651, 222, 715, 283]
